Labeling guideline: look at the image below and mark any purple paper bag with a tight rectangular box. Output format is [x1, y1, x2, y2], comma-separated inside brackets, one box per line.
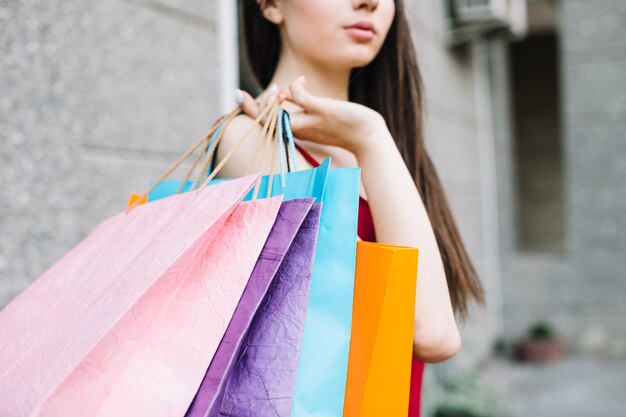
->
[218, 203, 322, 417]
[186, 198, 316, 417]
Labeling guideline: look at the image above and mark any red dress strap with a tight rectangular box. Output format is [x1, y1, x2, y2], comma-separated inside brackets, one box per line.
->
[294, 143, 377, 242]
[294, 142, 322, 168]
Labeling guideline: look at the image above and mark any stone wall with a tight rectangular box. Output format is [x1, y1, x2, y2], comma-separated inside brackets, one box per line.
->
[0, 0, 233, 306]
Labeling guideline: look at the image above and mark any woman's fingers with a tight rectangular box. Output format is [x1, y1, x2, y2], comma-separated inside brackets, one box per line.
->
[235, 85, 276, 118]
[288, 76, 322, 113]
[235, 80, 320, 136]
[262, 84, 278, 107]
[287, 110, 317, 136]
[236, 89, 260, 119]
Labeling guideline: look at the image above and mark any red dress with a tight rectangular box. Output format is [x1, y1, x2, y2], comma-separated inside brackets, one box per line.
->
[294, 143, 425, 417]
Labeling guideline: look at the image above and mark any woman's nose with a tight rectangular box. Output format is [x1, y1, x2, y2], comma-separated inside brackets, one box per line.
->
[353, 0, 379, 12]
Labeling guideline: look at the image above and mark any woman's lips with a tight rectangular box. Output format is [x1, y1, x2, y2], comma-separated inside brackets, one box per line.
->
[345, 22, 376, 41]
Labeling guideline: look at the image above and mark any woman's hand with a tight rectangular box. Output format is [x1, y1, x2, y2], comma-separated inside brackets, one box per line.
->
[237, 76, 386, 155]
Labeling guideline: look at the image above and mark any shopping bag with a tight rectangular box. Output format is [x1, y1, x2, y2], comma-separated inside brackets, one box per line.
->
[142, 101, 361, 417]
[154, 165, 358, 417]
[0, 175, 261, 417]
[81, 196, 281, 417]
[218, 202, 322, 417]
[343, 242, 419, 417]
[185, 198, 316, 417]
[146, 106, 332, 417]
[290, 168, 360, 417]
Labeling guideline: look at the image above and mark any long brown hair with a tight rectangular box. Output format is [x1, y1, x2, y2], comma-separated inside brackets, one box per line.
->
[242, 0, 484, 316]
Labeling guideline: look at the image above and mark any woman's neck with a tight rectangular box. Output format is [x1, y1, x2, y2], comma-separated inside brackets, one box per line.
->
[267, 47, 351, 102]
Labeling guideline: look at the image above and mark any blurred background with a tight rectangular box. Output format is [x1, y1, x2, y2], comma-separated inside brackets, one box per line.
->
[1, 1, 625, 416]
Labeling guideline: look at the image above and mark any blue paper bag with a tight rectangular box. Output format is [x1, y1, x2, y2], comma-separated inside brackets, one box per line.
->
[289, 168, 359, 417]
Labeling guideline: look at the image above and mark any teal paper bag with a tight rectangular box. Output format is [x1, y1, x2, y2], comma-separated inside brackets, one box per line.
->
[289, 168, 360, 417]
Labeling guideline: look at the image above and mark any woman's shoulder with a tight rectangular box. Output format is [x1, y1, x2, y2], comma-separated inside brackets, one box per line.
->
[214, 113, 264, 178]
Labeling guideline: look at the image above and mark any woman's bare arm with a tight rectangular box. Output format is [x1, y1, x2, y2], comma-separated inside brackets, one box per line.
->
[355, 117, 461, 362]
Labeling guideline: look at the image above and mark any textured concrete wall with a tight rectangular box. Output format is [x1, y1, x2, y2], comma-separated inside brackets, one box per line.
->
[0, 0, 231, 307]
[558, 0, 626, 355]
[494, 0, 626, 357]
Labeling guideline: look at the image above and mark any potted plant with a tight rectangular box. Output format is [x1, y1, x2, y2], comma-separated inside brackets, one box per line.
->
[514, 321, 565, 362]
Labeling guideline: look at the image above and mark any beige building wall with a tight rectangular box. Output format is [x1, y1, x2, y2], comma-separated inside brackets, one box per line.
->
[406, 1, 503, 365]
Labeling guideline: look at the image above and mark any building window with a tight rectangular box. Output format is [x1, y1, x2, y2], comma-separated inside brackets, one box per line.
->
[510, 33, 566, 252]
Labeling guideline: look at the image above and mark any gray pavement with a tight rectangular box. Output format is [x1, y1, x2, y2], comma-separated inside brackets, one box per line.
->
[478, 357, 626, 417]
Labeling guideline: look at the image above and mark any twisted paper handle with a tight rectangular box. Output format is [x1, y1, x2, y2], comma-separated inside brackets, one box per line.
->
[127, 97, 286, 212]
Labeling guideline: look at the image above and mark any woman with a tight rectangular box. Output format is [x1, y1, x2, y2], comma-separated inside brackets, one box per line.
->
[216, 0, 485, 414]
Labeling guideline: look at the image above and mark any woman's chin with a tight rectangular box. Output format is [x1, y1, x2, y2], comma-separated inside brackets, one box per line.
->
[323, 52, 376, 70]
[346, 56, 377, 69]
[344, 47, 380, 67]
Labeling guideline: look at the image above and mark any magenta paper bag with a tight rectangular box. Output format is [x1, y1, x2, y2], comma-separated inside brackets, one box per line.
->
[186, 199, 315, 417]
[218, 203, 322, 417]
[0, 175, 259, 417]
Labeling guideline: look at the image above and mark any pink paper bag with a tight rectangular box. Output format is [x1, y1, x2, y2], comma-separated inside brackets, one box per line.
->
[0, 175, 260, 417]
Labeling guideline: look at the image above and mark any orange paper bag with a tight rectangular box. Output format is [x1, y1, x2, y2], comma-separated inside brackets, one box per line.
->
[344, 241, 419, 417]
